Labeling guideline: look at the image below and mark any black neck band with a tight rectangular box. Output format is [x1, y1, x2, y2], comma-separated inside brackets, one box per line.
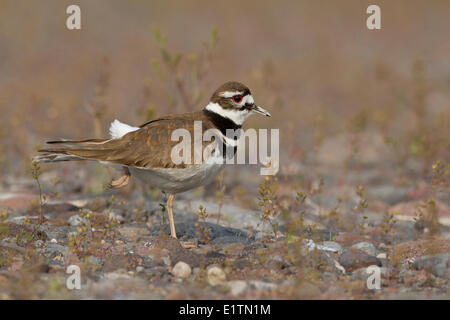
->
[203, 109, 242, 136]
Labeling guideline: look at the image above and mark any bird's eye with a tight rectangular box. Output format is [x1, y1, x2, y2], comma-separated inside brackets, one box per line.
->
[232, 95, 243, 103]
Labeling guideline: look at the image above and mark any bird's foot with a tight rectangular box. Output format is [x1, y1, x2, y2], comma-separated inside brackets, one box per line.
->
[108, 173, 130, 189]
[180, 241, 197, 249]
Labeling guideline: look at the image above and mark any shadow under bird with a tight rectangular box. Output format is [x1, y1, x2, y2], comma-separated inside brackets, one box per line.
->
[33, 81, 271, 244]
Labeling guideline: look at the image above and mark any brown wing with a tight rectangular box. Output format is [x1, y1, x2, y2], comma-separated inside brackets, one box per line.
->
[38, 111, 219, 169]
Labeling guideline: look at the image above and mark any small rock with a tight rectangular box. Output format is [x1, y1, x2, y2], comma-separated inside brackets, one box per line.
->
[207, 266, 226, 285]
[265, 255, 288, 269]
[351, 242, 378, 257]
[319, 241, 343, 254]
[338, 248, 382, 271]
[107, 211, 124, 223]
[305, 239, 342, 254]
[171, 261, 192, 279]
[249, 280, 277, 291]
[412, 253, 450, 279]
[350, 267, 387, 281]
[33, 240, 45, 248]
[104, 270, 132, 280]
[87, 256, 102, 266]
[68, 215, 87, 227]
[136, 266, 144, 273]
[50, 238, 58, 244]
[117, 225, 150, 241]
[226, 280, 247, 296]
[367, 185, 406, 205]
[377, 253, 387, 260]
[5, 216, 40, 225]
[44, 243, 67, 254]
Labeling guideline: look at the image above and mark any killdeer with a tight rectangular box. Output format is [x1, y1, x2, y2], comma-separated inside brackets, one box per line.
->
[34, 81, 271, 240]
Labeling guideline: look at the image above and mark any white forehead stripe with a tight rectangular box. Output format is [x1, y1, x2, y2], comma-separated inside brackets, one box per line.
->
[244, 95, 254, 104]
[219, 91, 243, 98]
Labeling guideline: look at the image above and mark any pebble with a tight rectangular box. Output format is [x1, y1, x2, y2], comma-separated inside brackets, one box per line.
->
[136, 266, 144, 273]
[351, 242, 378, 257]
[350, 267, 387, 281]
[33, 240, 45, 248]
[338, 248, 382, 271]
[248, 280, 277, 291]
[377, 253, 387, 260]
[104, 271, 132, 280]
[68, 215, 87, 227]
[305, 239, 342, 254]
[171, 261, 192, 279]
[412, 253, 450, 279]
[226, 280, 247, 296]
[207, 266, 226, 285]
[107, 211, 124, 223]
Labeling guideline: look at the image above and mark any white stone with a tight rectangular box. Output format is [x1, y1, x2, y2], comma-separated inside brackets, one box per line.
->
[351, 242, 379, 256]
[104, 270, 132, 280]
[68, 214, 87, 227]
[207, 266, 226, 285]
[377, 253, 387, 259]
[305, 239, 342, 254]
[249, 280, 277, 291]
[226, 280, 247, 296]
[171, 261, 192, 279]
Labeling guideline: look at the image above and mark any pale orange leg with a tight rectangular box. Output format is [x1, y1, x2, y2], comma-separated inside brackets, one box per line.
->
[167, 194, 177, 238]
[166, 194, 196, 248]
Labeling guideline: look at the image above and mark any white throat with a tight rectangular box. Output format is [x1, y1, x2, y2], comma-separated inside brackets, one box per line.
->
[204, 102, 252, 126]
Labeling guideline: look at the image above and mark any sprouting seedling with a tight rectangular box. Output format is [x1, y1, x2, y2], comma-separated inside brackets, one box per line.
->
[257, 175, 281, 239]
[381, 210, 397, 237]
[31, 161, 45, 225]
[354, 185, 369, 234]
[195, 205, 211, 243]
[431, 160, 448, 191]
[296, 191, 307, 204]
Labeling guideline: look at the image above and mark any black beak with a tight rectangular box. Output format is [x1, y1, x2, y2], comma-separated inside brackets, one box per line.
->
[251, 105, 271, 117]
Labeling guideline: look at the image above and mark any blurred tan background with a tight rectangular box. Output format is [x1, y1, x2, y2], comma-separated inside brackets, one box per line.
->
[0, 0, 449, 177]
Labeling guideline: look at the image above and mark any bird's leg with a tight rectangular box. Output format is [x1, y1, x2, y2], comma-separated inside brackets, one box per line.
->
[166, 194, 196, 248]
[167, 194, 177, 238]
[109, 167, 130, 189]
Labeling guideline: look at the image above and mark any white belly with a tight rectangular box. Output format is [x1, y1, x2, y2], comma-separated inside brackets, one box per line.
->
[128, 162, 225, 194]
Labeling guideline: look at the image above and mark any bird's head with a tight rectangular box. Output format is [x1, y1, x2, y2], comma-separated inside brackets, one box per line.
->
[205, 81, 271, 125]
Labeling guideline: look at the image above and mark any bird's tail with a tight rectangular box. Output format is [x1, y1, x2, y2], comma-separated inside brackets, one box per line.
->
[32, 138, 112, 164]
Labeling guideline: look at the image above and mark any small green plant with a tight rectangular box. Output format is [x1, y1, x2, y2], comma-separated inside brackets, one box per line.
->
[346, 109, 368, 166]
[257, 175, 282, 239]
[354, 185, 369, 234]
[414, 161, 448, 236]
[195, 205, 211, 244]
[68, 209, 120, 259]
[31, 161, 45, 225]
[431, 160, 449, 190]
[381, 210, 397, 238]
[0, 209, 8, 222]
